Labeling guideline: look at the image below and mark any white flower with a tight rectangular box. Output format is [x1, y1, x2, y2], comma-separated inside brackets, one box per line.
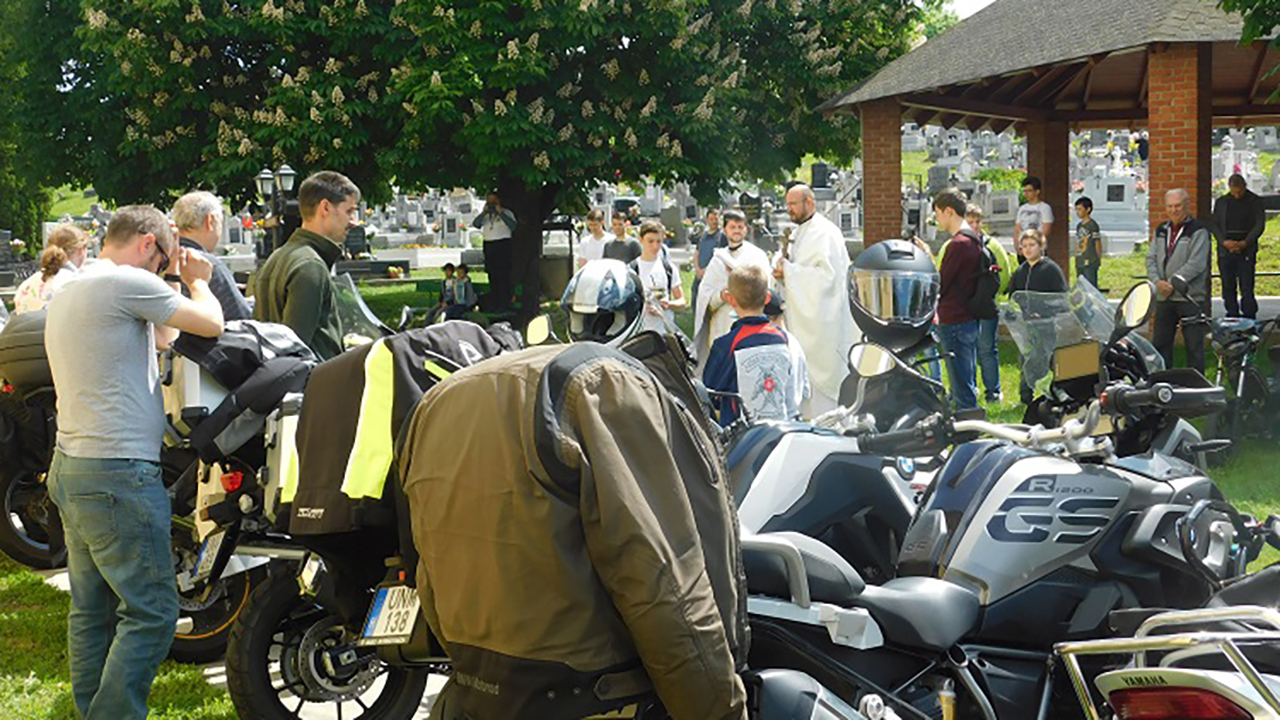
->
[670, 140, 682, 157]
[624, 128, 637, 148]
[469, 20, 482, 37]
[581, 100, 594, 118]
[533, 151, 550, 170]
[238, 137, 253, 156]
[431, 71, 442, 88]
[333, 137, 343, 149]
[495, 99, 508, 116]
[505, 89, 517, 105]
[639, 69, 650, 86]
[332, 85, 345, 105]
[603, 59, 619, 81]
[640, 96, 656, 117]
[310, 107, 323, 122]
[558, 124, 573, 141]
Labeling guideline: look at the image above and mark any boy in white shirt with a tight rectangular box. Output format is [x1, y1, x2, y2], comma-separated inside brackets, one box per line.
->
[576, 208, 613, 268]
[1014, 175, 1054, 262]
[628, 220, 686, 333]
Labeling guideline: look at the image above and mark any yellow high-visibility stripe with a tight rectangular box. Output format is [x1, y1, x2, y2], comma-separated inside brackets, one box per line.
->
[423, 360, 452, 381]
[340, 340, 396, 500]
[280, 429, 301, 504]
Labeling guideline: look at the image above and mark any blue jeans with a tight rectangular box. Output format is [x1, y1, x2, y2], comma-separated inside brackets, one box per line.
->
[939, 321, 980, 410]
[977, 317, 1001, 399]
[919, 326, 943, 381]
[47, 452, 177, 720]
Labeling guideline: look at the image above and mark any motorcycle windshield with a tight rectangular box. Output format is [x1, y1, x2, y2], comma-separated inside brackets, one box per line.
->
[1002, 280, 1164, 392]
[331, 273, 392, 348]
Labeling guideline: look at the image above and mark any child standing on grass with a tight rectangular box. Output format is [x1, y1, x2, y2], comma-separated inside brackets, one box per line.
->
[703, 264, 799, 426]
[1075, 197, 1103, 288]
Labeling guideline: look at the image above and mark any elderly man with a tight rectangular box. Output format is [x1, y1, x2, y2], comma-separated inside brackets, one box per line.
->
[694, 209, 770, 366]
[1212, 174, 1266, 319]
[172, 191, 252, 320]
[773, 183, 859, 416]
[1147, 188, 1211, 374]
[46, 205, 224, 719]
[254, 171, 361, 360]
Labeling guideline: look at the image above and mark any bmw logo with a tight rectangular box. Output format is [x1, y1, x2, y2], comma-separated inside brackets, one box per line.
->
[896, 457, 915, 479]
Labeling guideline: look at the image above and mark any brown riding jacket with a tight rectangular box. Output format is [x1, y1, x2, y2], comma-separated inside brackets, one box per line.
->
[399, 338, 748, 720]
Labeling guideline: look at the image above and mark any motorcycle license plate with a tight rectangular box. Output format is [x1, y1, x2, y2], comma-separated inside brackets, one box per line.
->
[192, 530, 225, 583]
[358, 585, 419, 646]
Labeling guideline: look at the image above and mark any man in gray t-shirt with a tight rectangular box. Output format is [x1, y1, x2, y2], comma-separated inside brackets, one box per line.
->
[45, 205, 224, 720]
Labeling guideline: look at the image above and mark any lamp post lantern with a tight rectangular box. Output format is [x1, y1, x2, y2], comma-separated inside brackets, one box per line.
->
[254, 164, 301, 259]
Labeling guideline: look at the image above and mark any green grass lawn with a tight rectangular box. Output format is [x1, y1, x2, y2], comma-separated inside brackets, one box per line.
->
[46, 186, 102, 220]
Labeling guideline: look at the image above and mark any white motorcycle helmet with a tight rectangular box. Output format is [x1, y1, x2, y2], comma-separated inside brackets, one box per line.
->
[561, 259, 645, 346]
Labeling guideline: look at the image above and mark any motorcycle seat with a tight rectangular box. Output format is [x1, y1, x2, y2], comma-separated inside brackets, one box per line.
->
[855, 577, 980, 653]
[743, 531, 866, 607]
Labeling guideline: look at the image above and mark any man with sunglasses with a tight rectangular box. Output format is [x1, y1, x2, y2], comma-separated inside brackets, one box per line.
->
[44, 205, 224, 720]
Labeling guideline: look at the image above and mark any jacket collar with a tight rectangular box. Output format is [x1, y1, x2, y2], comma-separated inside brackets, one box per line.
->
[732, 315, 770, 328]
[287, 228, 343, 268]
[179, 236, 205, 252]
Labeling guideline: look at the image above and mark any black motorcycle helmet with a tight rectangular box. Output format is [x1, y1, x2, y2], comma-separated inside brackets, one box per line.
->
[560, 259, 645, 345]
[847, 239, 939, 354]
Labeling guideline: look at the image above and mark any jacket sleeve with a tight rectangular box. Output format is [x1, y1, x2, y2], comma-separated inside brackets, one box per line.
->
[1145, 231, 1161, 282]
[1210, 198, 1226, 247]
[1247, 196, 1266, 252]
[1170, 228, 1211, 291]
[281, 259, 328, 348]
[569, 365, 747, 720]
[501, 209, 518, 232]
[1047, 261, 1068, 292]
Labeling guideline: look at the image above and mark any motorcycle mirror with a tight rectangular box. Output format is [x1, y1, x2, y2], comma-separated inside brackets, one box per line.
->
[526, 315, 551, 346]
[1112, 282, 1155, 340]
[847, 342, 897, 378]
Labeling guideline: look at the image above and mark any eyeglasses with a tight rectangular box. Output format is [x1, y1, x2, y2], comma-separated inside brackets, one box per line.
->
[151, 233, 170, 271]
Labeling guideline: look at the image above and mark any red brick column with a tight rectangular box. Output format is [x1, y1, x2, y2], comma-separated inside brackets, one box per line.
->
[1025, 120, 1070, 271]
[1148, 42, 1213, 233]
[860, 97, 903, 245]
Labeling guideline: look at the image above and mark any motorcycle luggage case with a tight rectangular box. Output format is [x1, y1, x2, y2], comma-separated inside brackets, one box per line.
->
[0, 309, 52, 396]
[162, 353, 231, 437]
[262, 392, 303, 525]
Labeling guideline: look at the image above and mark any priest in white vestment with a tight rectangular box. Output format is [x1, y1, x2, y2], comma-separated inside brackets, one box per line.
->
[773, 184, 860, 417]
[693, 209, 772, 368]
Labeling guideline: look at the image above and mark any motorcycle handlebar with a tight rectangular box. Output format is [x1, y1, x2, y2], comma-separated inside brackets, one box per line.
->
[1103, 383, 1227, 416]
[857, 426, 930, 456]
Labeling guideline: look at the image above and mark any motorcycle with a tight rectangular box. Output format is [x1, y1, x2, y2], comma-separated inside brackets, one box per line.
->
[1056, 525, 1280, 720]
[1003, 280, 1218, 467]
[1205, 315, 1280, 448]
[742, 284, 1265, 718]
[727, 324, 954, 585]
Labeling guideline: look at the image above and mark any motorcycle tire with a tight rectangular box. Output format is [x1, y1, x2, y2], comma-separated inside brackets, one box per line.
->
[0, 469, 66, 569]
[169, 564, 266, 665]
[226, 572, 431, 720]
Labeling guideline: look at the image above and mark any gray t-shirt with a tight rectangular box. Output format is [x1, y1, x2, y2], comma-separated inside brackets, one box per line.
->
[46, 261, 183, 461]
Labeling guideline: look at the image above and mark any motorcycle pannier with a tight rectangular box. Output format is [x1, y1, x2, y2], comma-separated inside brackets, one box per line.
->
[0, 309, 52, 396]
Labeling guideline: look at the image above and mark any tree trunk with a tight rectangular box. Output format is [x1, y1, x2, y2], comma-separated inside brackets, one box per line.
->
[496, 179, 561, 326]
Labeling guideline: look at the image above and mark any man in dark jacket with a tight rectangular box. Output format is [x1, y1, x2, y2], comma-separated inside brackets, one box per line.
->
[1212, 174, 1266, 319]
[1147, 188, 1211, 373]
[402, 341, 748, 720]
[934, 188, 982, 411]
[172, 191, 253, 321]
[253, 171, 360, 360]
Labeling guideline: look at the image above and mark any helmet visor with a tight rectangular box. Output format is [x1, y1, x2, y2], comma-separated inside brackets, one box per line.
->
[850, 269, 939, 325]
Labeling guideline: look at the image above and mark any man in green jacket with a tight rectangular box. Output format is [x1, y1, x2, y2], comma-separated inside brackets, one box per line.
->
[253, 171, 361, 360]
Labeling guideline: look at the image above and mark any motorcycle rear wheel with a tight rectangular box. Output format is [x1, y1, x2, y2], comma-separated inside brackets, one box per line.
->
[0, 469, 65, 569]
[226, 572, 431, 720]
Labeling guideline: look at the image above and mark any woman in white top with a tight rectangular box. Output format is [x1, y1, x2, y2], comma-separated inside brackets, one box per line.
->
[629, 220, 685, 333]
[13, 223, 91, 314]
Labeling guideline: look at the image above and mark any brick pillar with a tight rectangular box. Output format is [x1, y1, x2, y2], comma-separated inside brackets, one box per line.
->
[1148, 42, 1212, 233]
[860, 97, 903, 245]
[1025, 120, 1071, 271]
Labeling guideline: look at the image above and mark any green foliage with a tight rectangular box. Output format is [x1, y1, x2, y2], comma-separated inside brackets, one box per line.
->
[0, 1, 51, 242]
[9, 0, 923, 212]
[973, 167, 1025, 191]
[919, 0, 959, 39]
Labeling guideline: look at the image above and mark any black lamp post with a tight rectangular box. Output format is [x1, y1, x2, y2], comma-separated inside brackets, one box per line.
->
[255, 163, 298, 258]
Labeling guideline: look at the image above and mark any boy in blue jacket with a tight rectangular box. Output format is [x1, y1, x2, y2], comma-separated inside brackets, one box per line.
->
[702, 264, 799, 426]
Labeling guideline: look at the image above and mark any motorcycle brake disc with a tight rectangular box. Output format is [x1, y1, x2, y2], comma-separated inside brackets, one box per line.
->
[295, 616, 379, 702]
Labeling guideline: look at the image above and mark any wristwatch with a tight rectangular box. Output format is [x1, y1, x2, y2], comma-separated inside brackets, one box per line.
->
[165, 274, 182, 283]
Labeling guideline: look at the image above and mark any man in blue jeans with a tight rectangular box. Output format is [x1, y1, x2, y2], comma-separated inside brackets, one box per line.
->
[45, 205, 224, 719]
[933, 188, 983, 410]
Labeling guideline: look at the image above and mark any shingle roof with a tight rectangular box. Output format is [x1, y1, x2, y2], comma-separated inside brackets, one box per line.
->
[822, 0, 1250, 112]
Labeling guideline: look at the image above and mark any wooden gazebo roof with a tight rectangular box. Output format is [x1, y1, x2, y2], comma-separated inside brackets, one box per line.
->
[820, 0, 1280, 130]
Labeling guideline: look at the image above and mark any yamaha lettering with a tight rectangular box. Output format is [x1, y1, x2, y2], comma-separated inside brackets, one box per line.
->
[987, 476, 1120, 544]
[1120, 675, 1168, 688]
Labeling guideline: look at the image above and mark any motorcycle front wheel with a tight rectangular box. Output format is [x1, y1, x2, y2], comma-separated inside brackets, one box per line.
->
[0, 469, 65, 569]
[226, 572, 431, 720]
